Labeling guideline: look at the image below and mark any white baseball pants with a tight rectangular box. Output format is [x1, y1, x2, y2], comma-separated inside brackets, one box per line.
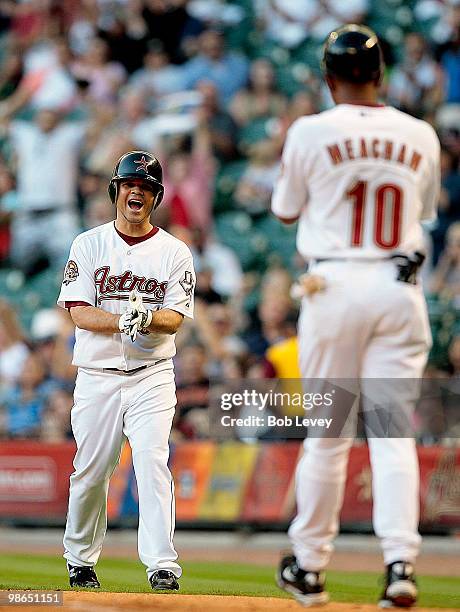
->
[290, 260, 431, 570]
[63, 360, 181, 579]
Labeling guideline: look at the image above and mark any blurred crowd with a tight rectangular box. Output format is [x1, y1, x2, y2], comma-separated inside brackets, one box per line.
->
[0, 0, 459, 443]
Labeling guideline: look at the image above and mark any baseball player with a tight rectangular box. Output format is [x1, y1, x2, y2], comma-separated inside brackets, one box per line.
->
[271, 25, 440, 608]
[57, 151, 195, 591]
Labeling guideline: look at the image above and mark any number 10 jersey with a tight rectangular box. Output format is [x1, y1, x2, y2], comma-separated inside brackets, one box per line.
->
[271, 104, 441, 260]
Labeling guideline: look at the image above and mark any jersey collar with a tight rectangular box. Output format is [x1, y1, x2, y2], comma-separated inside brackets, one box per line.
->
[114, 223, 159, 246]
[339, 102, 385, 108]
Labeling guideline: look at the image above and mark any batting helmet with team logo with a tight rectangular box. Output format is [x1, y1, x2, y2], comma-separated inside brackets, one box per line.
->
[108, 150, 164, 209]
[322, 24, 383, 84]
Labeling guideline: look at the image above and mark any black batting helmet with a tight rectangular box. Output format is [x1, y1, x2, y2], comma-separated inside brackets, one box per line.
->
[108, 150, 164, 209]
[322, 24, 383, 84]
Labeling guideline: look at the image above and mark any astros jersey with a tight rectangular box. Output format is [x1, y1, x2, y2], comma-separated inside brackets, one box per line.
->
[57, 222, 195, 369]
[271, 104, 440, 260]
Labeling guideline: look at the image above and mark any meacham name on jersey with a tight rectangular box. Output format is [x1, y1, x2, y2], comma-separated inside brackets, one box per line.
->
[94, 265, 168, 305]
[327, 137, 422, 172]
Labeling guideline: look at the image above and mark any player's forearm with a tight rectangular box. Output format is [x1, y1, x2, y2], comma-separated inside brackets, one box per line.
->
[69, 306, 121, 334]
[146, 308, 184, 335]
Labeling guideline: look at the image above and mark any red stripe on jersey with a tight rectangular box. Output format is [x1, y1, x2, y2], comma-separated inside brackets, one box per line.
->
[66, 301, 91, 310]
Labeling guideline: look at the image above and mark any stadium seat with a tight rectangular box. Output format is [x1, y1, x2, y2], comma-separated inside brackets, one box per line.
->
[255, 215, 297, 271]
[426, 294, 460, 369]
[215, 211, 269, 271]
[213, 160, 248, 214]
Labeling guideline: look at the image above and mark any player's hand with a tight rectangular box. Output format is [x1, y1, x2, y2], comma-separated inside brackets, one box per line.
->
[118, 310, 138, 341]
[290, 274, 326, 300]
[127, 291, 153, 340]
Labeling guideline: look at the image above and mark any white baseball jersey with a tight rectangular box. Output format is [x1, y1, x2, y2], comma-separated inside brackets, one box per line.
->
[275, 104, 441, 576]
[271, 104, 440, 260]
[57, 222, 195, 369]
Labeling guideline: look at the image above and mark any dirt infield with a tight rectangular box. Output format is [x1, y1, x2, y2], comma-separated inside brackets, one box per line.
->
[4, 592, 460, 612]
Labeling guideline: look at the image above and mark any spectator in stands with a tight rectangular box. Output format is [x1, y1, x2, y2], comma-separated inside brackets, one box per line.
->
[0, 1, 13, 36]
[83, 193, 114, 229]
[30, 307, 76, 389]
[1, 351, 54, 439]
[170, 225, 243, 301]
[435, 103, 460, 157]
[46, 308, 77, 388]
[142, 0, 205, 63]
[0, 38, 78, 119]
[6, 108, 86, 275]
[387, 32, 443, 117]
[128, 41, 187, 99]
[71, 37, 126, 105]
[430, 221, 460, 306]
[162, 120, 215, 231]
[175, 343, 209, 438]
[98, 13, 148, 75]
[182, 30, 248, 105]
[255, 0, 315, 49]
[191, 299, 248, 378]
[234, 134, 280, 216]
[9, 0, 51, 48]
[78, 170, 106, 214]
[265, 310, 301, 378]
[0, 47, 23, 101]
[192, 80, 237, 160]
[278, 90, 318, 141]
[81, 103, 132, 178]
[416, 0, 460, 45]
[193, 228, 244, 300]
[162, 148, 213, 230]
[0, 165, 16, 264]
[260, 266, 292, 300]
[194, 265, 223, 304]
[111, 90, 158, 152]
[40, 387, 73, 442]
[230, 59, 287, 127]
[0, 299, 30, 388]
[187, 0, 246, 28]
[431, 147, 460, 263]
[67, 0, 98, 56]
[439, 24, 460, 103]
[244, 268, 294, 356]
[447, 334, 460, 376]
[255, 0, 368, 48]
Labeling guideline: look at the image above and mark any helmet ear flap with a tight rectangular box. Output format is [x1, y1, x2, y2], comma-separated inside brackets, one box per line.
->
[108, 180, 117, 204]
[153, 185, 164, 210]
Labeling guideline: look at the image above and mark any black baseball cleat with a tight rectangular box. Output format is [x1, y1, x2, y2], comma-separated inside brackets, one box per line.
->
[379, 561, 417, 608]
[149, 570, 180, 591]
[276, 554, 329, 607]
[67, 563, 100, 588]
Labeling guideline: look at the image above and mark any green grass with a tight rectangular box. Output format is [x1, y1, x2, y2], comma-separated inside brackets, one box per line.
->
[0, 553, 458, 608]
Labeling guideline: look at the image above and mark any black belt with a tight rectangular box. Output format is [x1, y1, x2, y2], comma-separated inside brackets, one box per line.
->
[104, 360, 166, 375]
[314, 257, 386, 263]
[28, 208, 60, 217]
[313, 252, 424, 263]
[311, 252, 425, 285]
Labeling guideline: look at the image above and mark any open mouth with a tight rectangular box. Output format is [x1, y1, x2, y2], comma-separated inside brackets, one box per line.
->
[128, 198, 143, 211]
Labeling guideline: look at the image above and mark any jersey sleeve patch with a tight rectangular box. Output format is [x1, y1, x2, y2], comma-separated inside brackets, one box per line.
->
[179, 270, 194, 297]
[63, 260, 79, 285]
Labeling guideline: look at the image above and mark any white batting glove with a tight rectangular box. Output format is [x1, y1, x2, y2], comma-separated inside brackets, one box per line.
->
[118, 311, 137, 341]
[127, 291, 153, 341]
